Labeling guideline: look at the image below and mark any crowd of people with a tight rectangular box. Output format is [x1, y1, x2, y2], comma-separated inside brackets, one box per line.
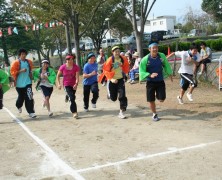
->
[0, 41, 213, 121]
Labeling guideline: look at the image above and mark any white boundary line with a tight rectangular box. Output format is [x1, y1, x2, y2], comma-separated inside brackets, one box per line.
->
[3, 107, 85, 180]
[76, 141, 221, 173]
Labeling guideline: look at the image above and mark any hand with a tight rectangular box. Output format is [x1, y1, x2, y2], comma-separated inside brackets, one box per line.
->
[40, 74, 45, 79]
[150, 73, 158, 78]
[91, 70, 97, 76]
[57, 84, 62, 90]
[20, 68, 27, 73]
[111, 78, 118, 84]
[73, 84, 78, 90]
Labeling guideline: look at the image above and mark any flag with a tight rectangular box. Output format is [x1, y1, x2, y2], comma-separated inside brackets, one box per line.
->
[0, 29, 2, 37]
[8, 27, 12, 35]
[36, 24, 39, 30]
[13, 27, 18, 34]
[32, 24, 36, 31]
[40, 23, 43, 29]
[25, 25, 29, 31]
[45, 22, 49, 28]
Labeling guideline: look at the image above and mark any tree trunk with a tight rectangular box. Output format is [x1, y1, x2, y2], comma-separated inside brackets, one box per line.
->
[65, 20, 72, 54]
[71, 12, 82, 74]
[1, 34, 9, 65]
[135, 31, 143, 57]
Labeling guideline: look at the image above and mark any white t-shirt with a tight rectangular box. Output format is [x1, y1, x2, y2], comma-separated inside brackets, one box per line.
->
[175, 51, 200, 75]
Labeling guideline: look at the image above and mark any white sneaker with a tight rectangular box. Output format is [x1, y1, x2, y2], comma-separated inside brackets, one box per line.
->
[127, 79, 132, 83]
[73, 113, 78, 119]
[130, 80, 135, 84]
[186, 93, 193, 101]
[18, 108, 22, 113]
[118, 112, 126, 119]
[92, 103, 96, 108]
[29, 113, 37, 118]
[48, 111, 53, 117]
[177, 96, 184, 104]
[84, 109, 89, 112]
[197, 71, 202, 75]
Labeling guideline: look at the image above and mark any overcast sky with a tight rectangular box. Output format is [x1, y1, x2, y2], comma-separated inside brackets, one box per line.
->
[149, 0, 203, 22]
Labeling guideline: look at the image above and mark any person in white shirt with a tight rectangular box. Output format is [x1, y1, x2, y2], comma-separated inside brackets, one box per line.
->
[167, 43, 200, 104]
[128, 52, 141, 84]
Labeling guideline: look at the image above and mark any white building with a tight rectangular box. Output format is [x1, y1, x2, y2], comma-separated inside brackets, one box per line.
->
[139, 15, 176, 33]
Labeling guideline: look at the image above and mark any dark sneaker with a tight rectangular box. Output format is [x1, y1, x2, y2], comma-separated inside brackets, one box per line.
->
[152, 114, 160, 121]
[65, 95, 69, 103]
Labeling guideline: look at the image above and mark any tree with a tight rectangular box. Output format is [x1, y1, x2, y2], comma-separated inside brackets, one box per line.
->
[202, 0, 222, 21]
[0, 0, 18, 64]
[120, 0, 157, 57]
[81, 1, 132, 51]
[12, 0, 105, 71]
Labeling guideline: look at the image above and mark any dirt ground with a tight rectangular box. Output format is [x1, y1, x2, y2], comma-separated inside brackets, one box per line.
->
[0, 76, 222, 180]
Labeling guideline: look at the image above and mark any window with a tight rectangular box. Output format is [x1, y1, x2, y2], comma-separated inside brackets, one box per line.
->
[160, 21, 163, 25]
[153, 22, 157, 26]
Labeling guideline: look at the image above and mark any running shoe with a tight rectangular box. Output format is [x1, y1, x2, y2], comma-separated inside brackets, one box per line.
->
[18, 107, 22, 113]
[118, 112, 126, 119]
[29, 113, 37, 118]
[65, 95, 69, 103]
[73, 113, 78, 119]
[177, 96, 184, 104]
[48, 111, 53, 117]
[152, 114, 160, 121]
[92, 103, 96, 108]
[186, 93, 193, 101]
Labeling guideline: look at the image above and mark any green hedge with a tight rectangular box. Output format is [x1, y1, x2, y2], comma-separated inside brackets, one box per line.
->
[142, 38, 222, 55]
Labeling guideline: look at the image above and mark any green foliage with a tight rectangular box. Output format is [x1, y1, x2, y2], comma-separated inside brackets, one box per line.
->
[202, 0, 222, 22]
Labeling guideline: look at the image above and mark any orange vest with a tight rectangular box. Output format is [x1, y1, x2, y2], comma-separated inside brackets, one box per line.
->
[10, 59, 33, 82]
[98, 55, 129, 83]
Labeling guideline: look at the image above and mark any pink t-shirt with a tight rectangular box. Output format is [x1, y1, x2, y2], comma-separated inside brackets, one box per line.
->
[59, 64, 80, 87]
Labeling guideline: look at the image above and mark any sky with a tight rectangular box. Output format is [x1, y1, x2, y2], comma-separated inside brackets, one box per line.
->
[149, 0, 203, 22]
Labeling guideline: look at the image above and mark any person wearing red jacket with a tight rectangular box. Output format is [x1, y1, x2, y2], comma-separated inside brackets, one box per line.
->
[102, 46, 130, 119]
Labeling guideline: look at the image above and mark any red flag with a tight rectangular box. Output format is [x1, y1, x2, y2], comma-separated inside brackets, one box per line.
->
[8, 27, 12, 35]
[0, 29, 2, 37]
[45, 22, 49, 28]
[25, 25, 29, 31]
[32, 24, 36, 31]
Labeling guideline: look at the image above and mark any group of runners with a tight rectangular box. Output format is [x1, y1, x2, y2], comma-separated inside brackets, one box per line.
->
[0, 41, 213, 121]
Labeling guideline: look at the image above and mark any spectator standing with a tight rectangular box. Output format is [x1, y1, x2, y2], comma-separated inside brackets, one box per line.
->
[33, 59, 56, 117]
[10, 48, 36, 118]
[56, 54, 80, 118]
[167, 43, 200, 104]
[83, 52, 99, 112]
[102, 46, 130, 119]
[139, 43, 173, 121]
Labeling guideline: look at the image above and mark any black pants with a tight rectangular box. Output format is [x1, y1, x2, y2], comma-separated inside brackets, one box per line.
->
[64, 86, 77, 113]
[16, 84, 35, 114]
[0, 88, 3, 109]
[83, 82, 99, 110]
[109, 78, 128, 111]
